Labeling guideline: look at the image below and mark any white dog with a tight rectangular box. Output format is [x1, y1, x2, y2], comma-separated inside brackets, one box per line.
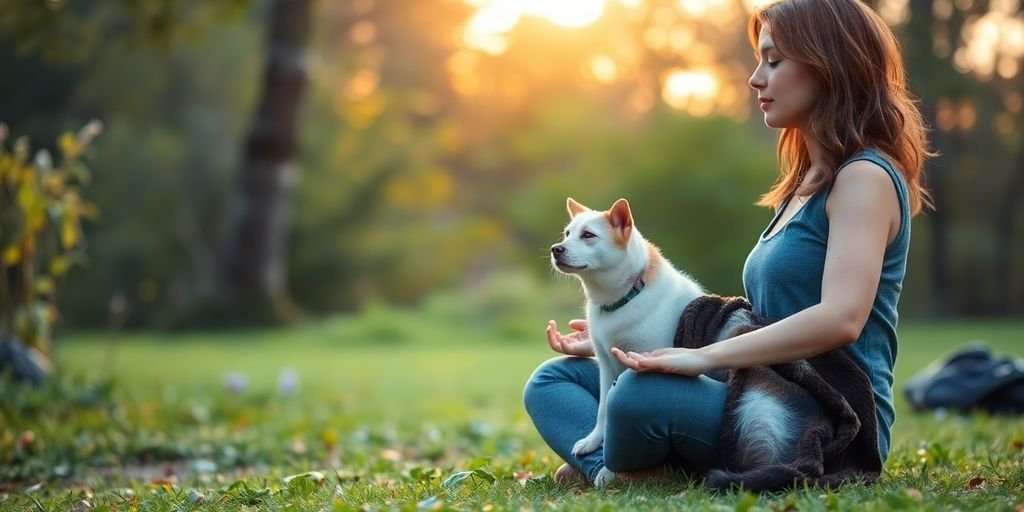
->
[549, 197, 750, 486]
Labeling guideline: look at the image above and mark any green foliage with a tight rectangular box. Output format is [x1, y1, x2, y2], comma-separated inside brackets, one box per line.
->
[51, 16, 262, 328]
[2, 0, 1022, 329]
[0, 122, 99, 355]
[0, 0, 249, 62]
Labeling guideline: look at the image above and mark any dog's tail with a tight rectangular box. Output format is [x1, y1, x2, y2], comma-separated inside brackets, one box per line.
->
[706, 465, 805, 492]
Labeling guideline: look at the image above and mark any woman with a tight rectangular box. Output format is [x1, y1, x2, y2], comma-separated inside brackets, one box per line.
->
[523, 0, 931, 486]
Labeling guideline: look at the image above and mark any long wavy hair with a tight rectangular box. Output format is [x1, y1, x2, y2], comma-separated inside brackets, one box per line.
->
[749, 0, 933, 215]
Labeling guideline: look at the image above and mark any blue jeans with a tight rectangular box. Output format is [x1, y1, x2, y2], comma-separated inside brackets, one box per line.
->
[523, 356, 728, 483]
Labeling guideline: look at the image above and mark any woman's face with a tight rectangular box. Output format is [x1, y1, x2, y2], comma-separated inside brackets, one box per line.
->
[748, 25, 821, 130]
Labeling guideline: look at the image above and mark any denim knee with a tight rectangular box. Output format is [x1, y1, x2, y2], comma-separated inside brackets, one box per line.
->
[523, 356, 578, 412]
[606, 370, 665, 426]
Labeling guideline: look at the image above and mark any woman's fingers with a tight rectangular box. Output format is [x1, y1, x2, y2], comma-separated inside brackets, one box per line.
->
[610, 347, 633, 368]
[546, 320, 564, 352]
[568, 319, 588, 332]
[612, 347, 645, 371]
[547, 320, 580, 355]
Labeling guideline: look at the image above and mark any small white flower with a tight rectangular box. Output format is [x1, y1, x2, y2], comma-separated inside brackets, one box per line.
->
[278, 367, 300, 396]
[223, 372, 249, 393]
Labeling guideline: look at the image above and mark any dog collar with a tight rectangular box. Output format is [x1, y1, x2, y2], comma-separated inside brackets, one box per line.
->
[600, 276, 646, 313]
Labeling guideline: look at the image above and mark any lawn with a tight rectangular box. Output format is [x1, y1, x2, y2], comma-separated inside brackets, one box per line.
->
[2, 317, 1023, 511]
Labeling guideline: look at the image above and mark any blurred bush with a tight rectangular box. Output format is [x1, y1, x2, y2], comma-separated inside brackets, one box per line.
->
[0, 121, 100, 378]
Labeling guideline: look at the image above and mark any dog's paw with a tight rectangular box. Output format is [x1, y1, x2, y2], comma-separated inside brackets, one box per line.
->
[594, 467, 617, 488]
[571, 434, 602, 456]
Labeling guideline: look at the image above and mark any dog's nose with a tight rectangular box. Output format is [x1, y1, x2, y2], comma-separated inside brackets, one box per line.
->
[551, 245, 565, 257]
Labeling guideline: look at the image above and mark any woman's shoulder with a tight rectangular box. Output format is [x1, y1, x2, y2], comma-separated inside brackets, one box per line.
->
[832, 159, 897, 198]
[839, 148, 902, 180]
[826, 157, 902, 228]
[835, 147, 907, 193]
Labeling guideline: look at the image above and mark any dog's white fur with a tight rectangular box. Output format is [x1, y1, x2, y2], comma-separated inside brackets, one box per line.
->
[550, 198, 709, 486]
[732, 388, 798, 468]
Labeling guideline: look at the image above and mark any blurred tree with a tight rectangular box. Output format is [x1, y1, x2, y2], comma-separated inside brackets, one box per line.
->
[1, 0, 311, 326]
[900, 0, 1024, 314]
[1, 0, 1021, 329]
[218, 0, 312, 324]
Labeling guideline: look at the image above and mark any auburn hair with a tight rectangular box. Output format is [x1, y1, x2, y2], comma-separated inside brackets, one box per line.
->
[749, 0, 933, 215]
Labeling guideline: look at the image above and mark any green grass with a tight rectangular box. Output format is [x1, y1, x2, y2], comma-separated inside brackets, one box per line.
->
[2, 317, 1023, 511]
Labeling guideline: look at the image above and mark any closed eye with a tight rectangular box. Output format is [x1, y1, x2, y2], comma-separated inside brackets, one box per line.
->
[581, 231, 596, 239]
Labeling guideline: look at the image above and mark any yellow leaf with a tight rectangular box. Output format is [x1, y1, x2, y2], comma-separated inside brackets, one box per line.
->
[0, 154, 13, 177]
[49, 256, 71, 277]
[58, 132, 81, 160]
[34, 277, 54, 297]
[79, 201, 100, 220]
[2, 246, 20, 266]
[42, 173, 64, 195]
[62, 220, 79, 249]
[17, 182, 46, 232]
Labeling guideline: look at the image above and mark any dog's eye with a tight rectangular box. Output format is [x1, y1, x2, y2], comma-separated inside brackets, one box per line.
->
[563, 230, 570, 238]
[581, 231, 596, 239]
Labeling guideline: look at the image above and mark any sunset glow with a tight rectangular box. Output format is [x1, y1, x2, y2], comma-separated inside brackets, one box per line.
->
[457, 0, 1021, 117]
[464, 0, 605, 37]
[529, 0, 606, 28]
[662, 68, 720, 115]
[457, 0, 761, 115]
[956, 9, 1024, 79]
[463, 0, 607, 53]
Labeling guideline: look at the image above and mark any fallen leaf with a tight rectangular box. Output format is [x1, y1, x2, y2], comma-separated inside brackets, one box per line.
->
[283, 470, 326, 485]
[965, 477, 985, 490]
[416, 496, 443, 510]
[514, 471, 533, 486]
[24, 481, 46, 493]
[70, 500, 92, 512]
[149, 477, 177, 488]
[17, 431, 35, 450]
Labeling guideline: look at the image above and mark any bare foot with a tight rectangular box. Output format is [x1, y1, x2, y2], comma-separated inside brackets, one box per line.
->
[553, 463, 589, 486]
[555, 462, 669, 487]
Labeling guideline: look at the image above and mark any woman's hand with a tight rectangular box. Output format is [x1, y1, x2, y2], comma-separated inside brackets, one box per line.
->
[611, 346, 714, 377]
[545, 319, 595, 357]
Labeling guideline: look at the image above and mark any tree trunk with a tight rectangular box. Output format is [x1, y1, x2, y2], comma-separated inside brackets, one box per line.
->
[904, 0, 956, 316]
[927, 128, 955, 317]
[219, 0, 311, 323]
[916, 97, 954, 317]
[994, 147, 1024, 314]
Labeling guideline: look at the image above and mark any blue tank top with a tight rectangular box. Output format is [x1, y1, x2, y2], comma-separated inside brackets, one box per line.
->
[742, 148, 910, 462]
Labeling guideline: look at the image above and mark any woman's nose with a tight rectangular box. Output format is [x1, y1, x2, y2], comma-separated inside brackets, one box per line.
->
[749, 68, 765, 90]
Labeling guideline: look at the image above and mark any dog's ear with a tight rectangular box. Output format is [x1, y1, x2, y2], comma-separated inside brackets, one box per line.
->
[607, 198, 633, 242]
[567, 197, 590, 218]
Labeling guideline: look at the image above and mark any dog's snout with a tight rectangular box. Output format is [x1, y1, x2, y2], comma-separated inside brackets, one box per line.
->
[551, 244, 565, 257]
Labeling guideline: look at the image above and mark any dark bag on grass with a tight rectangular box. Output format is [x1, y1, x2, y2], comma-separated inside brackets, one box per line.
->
[903, 344, 1024, 414]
